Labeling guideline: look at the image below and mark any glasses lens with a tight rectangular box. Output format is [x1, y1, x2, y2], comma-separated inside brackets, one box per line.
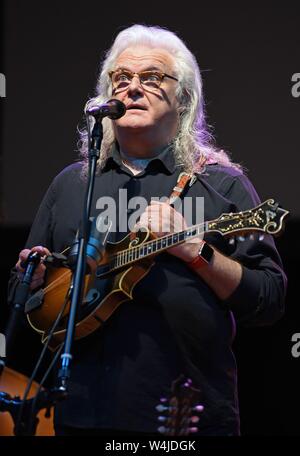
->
[111, 70, 164, 92]
[139, 71, 163, 89]
[112, 70, 132, 91]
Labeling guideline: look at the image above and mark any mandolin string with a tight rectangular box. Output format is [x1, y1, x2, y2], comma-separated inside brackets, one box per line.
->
[112, 221, 207, 266]
[111, 204, 273, 268]
[40, 246, 71, 293]
[95, 203, 285, 272]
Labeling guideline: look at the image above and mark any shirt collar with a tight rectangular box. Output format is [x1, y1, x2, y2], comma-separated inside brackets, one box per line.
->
[103, 142, 177, 174]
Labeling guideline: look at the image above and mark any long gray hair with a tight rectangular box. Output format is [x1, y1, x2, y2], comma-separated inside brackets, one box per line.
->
[79, 24, 241, 174]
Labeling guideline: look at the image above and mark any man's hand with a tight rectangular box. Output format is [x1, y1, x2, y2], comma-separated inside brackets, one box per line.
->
[136, 201, 242, 300]
[136, 201, 202, 261]
[16, 245, 51, 290]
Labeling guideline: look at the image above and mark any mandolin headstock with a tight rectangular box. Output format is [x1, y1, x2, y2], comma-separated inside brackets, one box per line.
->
[156, 375, 204, 436]
[207, 199, 289, 237]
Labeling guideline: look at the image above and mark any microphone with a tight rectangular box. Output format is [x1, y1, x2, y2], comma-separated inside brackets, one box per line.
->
[67, 216, 112, 274]
[86, 99, 126, 120]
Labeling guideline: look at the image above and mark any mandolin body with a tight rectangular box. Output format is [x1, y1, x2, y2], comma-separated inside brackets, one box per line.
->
[27, 229, 155, 350]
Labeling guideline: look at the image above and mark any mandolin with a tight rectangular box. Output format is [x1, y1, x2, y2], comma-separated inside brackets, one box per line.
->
[26, 199, 289, 350]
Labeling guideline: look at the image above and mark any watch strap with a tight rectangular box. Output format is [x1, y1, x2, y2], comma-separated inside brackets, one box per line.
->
[187, 241, 214, 270]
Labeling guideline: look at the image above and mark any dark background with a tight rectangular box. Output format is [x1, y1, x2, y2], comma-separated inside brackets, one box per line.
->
[1, 2, 300, 435]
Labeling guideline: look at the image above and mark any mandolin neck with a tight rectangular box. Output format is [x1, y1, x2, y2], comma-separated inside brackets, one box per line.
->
[108, 198, 289, 273]
[111, 222, 208, 270]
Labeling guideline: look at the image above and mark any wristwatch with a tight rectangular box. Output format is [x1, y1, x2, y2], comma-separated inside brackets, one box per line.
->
[187, 241, 214, 270]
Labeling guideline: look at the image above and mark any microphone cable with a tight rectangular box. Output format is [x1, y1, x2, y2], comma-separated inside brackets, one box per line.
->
[15, 287, 71, 435]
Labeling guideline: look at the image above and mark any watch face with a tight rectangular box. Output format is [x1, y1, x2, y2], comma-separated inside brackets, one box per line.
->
[200, 242, 214, 263]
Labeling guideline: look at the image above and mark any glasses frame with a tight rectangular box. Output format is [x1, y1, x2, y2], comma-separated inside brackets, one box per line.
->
[109, 68, 178, 93]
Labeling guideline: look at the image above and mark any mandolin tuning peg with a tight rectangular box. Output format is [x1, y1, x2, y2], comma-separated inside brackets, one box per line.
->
[184, 378, 193, 387]
[190, 415, 200, 423]
[237, 235, 245, 242]
[259, 234, 265, 241]
[228, 237, 235, 245]
[158, 426, 168, 434]
[193, 404, 204, 413]
[188, 427, 199, 433]
[158, 416, 167, 422]
[249, 233, 255, 241]
[156, 404, 169, 412]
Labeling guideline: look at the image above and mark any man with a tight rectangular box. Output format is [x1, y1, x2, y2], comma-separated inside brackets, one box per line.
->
[9, 24, 287, 436]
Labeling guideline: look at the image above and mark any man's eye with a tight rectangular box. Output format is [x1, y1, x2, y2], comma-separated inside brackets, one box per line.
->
[143, 73, 160, 83]
[116, 73, 130, 82]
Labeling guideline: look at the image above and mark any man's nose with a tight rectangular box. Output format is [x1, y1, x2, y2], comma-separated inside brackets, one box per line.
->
[127, 75, 144, 94]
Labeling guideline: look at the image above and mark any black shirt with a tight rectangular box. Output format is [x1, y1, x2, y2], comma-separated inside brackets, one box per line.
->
[8, 145, 287, 435]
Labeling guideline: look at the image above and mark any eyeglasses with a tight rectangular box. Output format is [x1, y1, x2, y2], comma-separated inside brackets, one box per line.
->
[109, 68, 178, 93]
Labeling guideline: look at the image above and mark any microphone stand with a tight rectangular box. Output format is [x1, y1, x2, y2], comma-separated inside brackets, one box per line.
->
[0, 388, 65, 436]
[0, 100, 124, 435]
[0, 251, 66, 435]
[0, 251, 41, 375]
[57, 118, 103, 391]
[57, 99, 125, 389]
